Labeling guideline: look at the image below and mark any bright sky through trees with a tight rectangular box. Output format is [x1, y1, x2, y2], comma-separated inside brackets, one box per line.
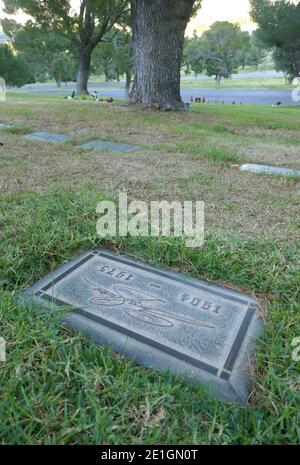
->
[187, 0, 255, 35]
[0, 0, 255, 35]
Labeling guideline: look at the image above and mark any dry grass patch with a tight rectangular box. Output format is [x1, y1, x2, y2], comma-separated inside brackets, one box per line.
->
[206, 135, 300, 168]
[1, 98, 299, 242]
[239, 141, 300, 168]
[0, 134, 299, 242]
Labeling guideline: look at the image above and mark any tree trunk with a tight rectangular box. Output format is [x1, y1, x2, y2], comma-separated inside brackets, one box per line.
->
[76, 47, 92, 95]
[129, 0, 196, 110]
[125, 69, 132, 96]
[216, 74, 222, 86]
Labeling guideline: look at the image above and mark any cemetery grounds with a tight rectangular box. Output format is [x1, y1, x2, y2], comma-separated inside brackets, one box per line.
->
[0, 93, 299, 444]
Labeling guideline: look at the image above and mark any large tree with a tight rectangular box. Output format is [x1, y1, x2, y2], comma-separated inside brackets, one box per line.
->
[129, 0, 201, 110]
[185, 22, 250, 86]
[2, 0, 128, 94]
[250, 0, 300, 82]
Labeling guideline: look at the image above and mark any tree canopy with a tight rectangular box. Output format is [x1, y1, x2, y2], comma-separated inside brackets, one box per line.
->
[250, 0, 300, 82]
[0, 44, 32, 86]
[185, 22, 250, 85]
[3, 21, 77, 85]
[2, 0, 129, 93]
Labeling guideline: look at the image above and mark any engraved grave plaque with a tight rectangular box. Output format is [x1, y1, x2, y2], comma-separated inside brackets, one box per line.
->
[24, 132, 72, 144]
[21, 249, 262, 403]
[80, 140, 141, 153]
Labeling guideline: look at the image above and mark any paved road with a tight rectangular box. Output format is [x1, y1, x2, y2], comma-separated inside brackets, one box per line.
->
[182, 88, 296, 106]
[7, 70, 298, 106]
[8, 84, 297, 106]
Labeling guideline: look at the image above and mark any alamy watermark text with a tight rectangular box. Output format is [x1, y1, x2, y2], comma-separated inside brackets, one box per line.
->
[96, 193, 204, 248]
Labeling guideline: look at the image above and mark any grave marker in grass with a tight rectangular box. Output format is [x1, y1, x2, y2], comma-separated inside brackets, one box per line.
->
[80, 140, 141, 153]
[24, 132, 72, 144]
[21, 249, 263, 403]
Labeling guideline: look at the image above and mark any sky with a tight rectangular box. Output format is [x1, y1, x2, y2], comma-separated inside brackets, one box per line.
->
[187, 0, 256, 35]
[0, 0, 255, 35]
[0, 0, 27, 26]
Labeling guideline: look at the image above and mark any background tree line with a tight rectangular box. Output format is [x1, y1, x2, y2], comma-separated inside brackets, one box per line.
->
[0, 1, 299, 104]
[1, 17, 134, 89]
[1, 0, 130, 92]
[0, 17, 266, 89]
[183, 22, 267, 85]
[250, 0, 300, 84]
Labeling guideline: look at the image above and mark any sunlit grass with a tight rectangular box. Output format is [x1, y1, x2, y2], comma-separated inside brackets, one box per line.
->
[0, 95, 299, 445]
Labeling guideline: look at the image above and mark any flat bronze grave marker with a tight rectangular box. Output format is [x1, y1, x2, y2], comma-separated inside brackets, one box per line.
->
[21, 249, 262, 403]
[80, 140, 141, 153]
[24, 131, 72, 144]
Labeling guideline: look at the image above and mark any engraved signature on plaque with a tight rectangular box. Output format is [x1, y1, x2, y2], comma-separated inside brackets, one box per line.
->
[85, 278, 216, 329]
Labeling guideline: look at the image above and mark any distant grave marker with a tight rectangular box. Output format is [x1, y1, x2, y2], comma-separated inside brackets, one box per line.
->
[240, 163, 300, 178]
[21, 249, 262, 403]
[24, 132, 72, 144]
[0, 77, 5, 102]
[80, 140, 141, 153]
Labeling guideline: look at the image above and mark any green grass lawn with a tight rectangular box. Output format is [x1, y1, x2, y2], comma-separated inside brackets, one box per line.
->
[0, 95, 299, 445]
[181, 76, 291, 90]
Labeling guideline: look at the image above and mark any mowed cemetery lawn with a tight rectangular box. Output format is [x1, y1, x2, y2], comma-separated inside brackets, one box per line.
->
[181, 75, 292, 89]
[0, 94, 299, 445]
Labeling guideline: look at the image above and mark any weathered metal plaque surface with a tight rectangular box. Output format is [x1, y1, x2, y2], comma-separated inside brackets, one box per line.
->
[240, 163, 300, 178]
[21, 249, 262, 403]
[24, 132, 72, 144]
[80, 140, 141, 153]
